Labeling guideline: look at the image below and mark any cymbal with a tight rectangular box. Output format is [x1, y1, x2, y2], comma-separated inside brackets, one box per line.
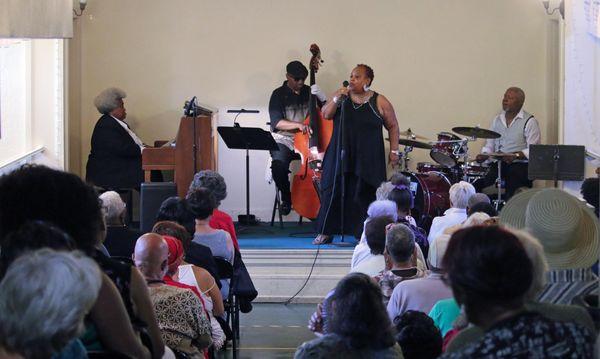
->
[398, 138, 433, 149]
[452, 126, 501, 139]
[399, 129, 429, 140]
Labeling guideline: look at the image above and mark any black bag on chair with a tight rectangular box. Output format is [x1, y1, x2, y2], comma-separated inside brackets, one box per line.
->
[232, 250, 257, 313]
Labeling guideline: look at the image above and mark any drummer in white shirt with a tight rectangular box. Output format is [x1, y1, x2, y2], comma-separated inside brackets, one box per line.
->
[474, 87, 541, 198]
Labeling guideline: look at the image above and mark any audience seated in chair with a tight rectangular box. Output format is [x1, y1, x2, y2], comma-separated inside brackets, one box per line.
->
[438, 225, 594, 358]
[500, 188, 599, 305]
[0, 165, 160, 358]
[394, 310, 442, 359]
[187, 188, 235, 299]
[352, 215, 396, 276]
[296, 272, 403, 358]
[427, 181, 475, 244]
[352, 200, 398, 270]
[187, 170, 239, 251]
[0, 249, 102, 359]
[99, 190, 141, 257]
[387, 224, 453, 321]
[155, 228, 226, 350]
[134, 233, 212, 358]
[387, 175, 429, 258]
[445, 227, 597, 353]
[154, 200, 221, 287]
[374, 223, 425, 305]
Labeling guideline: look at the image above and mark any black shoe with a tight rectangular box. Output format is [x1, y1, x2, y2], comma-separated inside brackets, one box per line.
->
[280, 201, 292, 216]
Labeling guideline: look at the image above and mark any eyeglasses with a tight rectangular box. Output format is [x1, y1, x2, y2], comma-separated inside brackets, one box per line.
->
[288, 74, 306, 82]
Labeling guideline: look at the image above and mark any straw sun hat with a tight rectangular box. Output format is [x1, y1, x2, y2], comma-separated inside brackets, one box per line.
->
[500, 188, 599, 270]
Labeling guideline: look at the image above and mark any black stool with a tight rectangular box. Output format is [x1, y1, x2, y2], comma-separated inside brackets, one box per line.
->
[271, 186, 304, 228]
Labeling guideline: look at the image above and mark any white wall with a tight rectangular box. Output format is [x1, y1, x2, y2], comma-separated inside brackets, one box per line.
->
[71, 0, 558, 219]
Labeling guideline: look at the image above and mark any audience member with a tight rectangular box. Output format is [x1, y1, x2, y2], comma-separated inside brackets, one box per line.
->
[581, 177, 599, 218]
[0, 249, 101, 359]
[187, 187, 235, 298]
[394, 310, 442, 359]
[466, 201, 497, 217]
[374, 224, 425, 305]
[388, 175, 429, 258]
[187, 170, 239, 250]
[446, 228, 597, 352]
[295, 273, 403, 358]
[388, 173, 417, 226]
[134, 233, 212, 357]
[156, 196, 196, 235]
[352, 215, 395, 276]
[427, 181, 475, 243]
[466, 193, 490, 214]
[387, 223, 453, 321]
[0, 165, 160, 358]
[439, 225, 594, 358]
[99, 190, 141, 257]
[154, 200, 221, 283]
[157, 231, 226, 350]
[152, 220, 221, 290]
[500, 188, 599, 304]
[351, 200, 398, 269]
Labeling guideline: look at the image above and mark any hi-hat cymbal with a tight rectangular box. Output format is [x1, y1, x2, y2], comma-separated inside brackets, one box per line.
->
[452, 126, 501, 139]
[398, 138, 433, 149]
[399, 129, 429, 140]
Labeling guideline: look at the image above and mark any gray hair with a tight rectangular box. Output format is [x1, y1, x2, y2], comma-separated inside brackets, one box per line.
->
[99, 191, 126, 223]
[508, 228, 548, 300]
[375, 182, 395, 201]
[449, 181, 476, 209]
[0, 249, 102, 358]
[94, 87, 126, 114]
[385, 223, 415, 263]
[506, 86, 526, 104]
[467, 193, 490, 209]
[463, 212, 491, 227]
[367, 200, 398, 221]
[187, 170, 227, 206]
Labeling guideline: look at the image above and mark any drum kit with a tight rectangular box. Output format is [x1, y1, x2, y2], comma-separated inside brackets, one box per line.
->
[392, 126, 503, 225]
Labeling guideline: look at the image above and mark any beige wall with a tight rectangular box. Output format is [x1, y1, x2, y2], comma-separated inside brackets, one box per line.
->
[69, 0, 559, 218]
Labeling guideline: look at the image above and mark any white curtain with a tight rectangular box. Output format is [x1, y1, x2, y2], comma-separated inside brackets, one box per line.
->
[0, 0, 73, 38]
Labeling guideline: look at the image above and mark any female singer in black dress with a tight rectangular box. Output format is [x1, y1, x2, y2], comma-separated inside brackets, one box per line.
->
[314, 64, 400, 244]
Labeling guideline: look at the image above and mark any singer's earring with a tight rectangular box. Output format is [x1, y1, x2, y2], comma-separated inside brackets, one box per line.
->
[363, 84, 371, 91]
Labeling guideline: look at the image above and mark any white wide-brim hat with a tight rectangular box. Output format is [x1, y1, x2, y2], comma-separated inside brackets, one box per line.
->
[500, 188, 599, 270]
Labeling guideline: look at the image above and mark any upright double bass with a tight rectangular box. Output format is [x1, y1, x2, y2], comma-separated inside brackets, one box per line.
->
[291, 44, 333, 219]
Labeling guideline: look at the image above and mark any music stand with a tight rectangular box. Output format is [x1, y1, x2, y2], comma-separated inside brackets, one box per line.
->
[217, 124, 278, 226]
[528, 145, 585, 187]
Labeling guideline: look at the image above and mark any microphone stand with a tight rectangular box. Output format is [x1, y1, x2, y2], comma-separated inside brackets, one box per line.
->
[339, 100, 346, 243]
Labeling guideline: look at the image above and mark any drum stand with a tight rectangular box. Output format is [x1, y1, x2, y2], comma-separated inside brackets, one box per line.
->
[493, 159, 504, 211]
[399, 146, 413, 172]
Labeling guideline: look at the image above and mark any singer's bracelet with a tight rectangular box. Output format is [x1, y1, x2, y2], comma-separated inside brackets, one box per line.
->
[332, 96, 340, 104]
[390, 150, 401, 156]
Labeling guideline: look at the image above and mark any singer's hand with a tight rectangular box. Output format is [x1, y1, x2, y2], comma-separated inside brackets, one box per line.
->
[389, 151, 400, 168]
[310, 84, 327, 102]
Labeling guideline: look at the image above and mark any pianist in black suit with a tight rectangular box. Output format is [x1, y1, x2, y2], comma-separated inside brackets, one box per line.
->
[86, 87, 145, 190]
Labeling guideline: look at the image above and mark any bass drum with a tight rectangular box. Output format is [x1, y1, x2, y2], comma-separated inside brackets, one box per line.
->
[402, 171, 451, 232]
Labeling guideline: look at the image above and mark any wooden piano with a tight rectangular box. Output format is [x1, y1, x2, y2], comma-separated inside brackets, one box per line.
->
[142, 115, 215, 198]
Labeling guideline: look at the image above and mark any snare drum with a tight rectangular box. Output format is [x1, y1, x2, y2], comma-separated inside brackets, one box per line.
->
[463, 161, 489, 182]
[430, 132, 466, 167]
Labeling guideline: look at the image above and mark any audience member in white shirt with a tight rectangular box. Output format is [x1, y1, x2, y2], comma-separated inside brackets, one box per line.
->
[427, 181, 475, 244]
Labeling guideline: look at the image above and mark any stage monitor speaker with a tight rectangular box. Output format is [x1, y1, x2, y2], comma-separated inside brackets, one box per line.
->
[528, 145, 585, 184]
[140, 182, 177, 233]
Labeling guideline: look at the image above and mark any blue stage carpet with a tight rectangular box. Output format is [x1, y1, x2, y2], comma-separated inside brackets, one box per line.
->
[236, 222, 357, 250]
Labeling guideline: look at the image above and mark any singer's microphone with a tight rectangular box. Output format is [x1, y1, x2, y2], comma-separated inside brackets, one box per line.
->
[338, 81, 350, 103]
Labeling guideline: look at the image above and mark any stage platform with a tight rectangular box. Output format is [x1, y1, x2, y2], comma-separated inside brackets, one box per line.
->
[237, 222, 355, 303]
[236, 222, 358, 250]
